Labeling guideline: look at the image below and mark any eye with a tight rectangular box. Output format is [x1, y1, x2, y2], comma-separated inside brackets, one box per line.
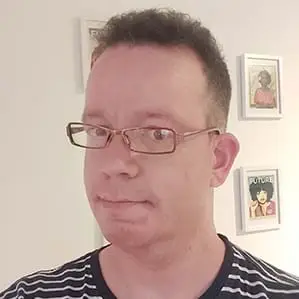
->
[149, 129, 172, 141]
[86, 126, 108, 137]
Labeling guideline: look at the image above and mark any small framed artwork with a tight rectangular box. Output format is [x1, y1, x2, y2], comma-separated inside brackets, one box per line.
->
[240, 53, 283, 119]
[239, 167, 281, 233]
[80, 19, 106, 89]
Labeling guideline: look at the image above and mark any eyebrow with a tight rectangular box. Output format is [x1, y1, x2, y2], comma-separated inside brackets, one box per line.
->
[81, 109, 190, 128]
[81, 110, 107, 123]
[134, 110, 192, 128]
[136, 111, 173, 120]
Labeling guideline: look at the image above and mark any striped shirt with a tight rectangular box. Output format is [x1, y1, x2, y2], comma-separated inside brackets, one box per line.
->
[1, 235, 299, 298]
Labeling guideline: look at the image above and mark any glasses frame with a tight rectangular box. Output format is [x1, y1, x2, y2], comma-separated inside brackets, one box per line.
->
[66, 122, 222, 155]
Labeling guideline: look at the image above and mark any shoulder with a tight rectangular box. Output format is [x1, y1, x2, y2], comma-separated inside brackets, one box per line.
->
[222, 242, 299, 298]
[0, 249, 100, 299]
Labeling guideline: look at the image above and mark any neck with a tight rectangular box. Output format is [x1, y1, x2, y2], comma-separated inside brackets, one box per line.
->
[116, 228, 221, 268]
[101, 227, 226, 298]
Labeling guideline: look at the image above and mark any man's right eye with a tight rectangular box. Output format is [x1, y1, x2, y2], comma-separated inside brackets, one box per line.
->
[86, 127, 108, 137]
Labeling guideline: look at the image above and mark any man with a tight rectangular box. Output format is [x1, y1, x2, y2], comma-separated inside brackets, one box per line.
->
[1, 8, 299, 299]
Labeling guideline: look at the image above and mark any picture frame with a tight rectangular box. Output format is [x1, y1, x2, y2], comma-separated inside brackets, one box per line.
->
[80, 19, 106, 90]
[239, 167, 281, 233]
[240, 53, 283, 119]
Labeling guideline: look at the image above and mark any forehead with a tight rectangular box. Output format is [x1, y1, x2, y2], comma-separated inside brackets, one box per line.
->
[85, 44, 208, 127]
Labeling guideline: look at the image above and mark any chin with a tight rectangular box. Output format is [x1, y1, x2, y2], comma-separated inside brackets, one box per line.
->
[258, 200, 267, 204]
[96, 213, 160, 249]
[92, 199, 158, 247]
[103, 224, 155, 248]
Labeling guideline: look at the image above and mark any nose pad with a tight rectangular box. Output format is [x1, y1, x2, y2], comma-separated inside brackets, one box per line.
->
[99, 132, 139, 179]
[121, 132, 131, 147]
[107, 131, 131, 151]
[106, 133, 114, 146]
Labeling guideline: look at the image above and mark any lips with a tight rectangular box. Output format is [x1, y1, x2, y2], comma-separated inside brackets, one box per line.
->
[96, 194, 149, 209]
[97, 194, 135, 203]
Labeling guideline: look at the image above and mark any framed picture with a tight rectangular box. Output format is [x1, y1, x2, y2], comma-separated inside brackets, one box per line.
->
[240, 53, 283, 119]
[239, 167, 281, 233]
[80, 19, 106, 89]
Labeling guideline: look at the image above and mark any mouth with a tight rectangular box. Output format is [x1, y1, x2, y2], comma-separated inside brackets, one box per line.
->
[96, 195, 151, 209]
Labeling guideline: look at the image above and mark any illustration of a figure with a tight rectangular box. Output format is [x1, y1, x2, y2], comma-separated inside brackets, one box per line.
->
[253, 70, 276, 108]
[249, 177, 276, 219]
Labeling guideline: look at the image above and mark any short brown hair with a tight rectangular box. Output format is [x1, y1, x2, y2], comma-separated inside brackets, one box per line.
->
[92, 8, 231, 129]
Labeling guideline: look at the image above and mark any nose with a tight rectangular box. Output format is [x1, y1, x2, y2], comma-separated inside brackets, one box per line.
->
[102, 158, 139, 179]
[100, 134, 140, 179]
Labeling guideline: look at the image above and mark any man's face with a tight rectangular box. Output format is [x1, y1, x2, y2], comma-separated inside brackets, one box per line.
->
[84, 45, 219, 246]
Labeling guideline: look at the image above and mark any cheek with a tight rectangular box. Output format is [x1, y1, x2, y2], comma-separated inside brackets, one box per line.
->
[150, 165, 184, 199]
[83, 153, 94, 201]
[84, 152, 93, 182]
[146, 149, 212, 206]
[84, 152, 104, 194]
[183, 143, 213, 185]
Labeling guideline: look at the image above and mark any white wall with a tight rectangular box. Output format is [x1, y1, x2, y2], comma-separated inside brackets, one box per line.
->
[1, 0, 299, 290]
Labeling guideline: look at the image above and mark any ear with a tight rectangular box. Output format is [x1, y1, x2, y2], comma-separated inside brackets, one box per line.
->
[210, 133, 240, 188]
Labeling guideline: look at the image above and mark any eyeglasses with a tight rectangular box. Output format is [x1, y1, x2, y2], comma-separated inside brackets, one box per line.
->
[66, 122, 221, 155]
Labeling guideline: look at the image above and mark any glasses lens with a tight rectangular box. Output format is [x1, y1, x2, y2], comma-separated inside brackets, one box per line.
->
[70, 124, 109, 148]
[125, 128, 175, 153]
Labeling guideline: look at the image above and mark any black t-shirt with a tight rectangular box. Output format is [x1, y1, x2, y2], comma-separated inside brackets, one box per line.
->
[1, 234, 299, 299]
